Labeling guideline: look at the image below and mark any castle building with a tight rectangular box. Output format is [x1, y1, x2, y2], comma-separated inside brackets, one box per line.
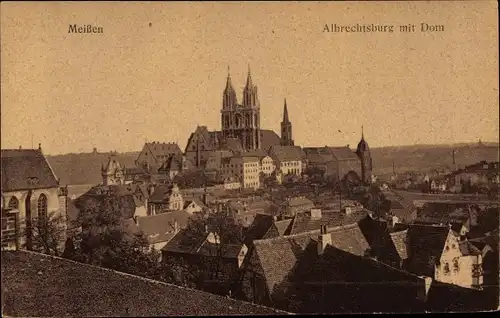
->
[280, 98, 294, 146]
[356, 126, 373, 184]
[135, 142, 183, 172]
[221, 66, 261, 151]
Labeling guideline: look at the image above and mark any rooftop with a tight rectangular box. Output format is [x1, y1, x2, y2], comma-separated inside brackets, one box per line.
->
[1, 149, 59, 192]
[1, 250, 290, 316]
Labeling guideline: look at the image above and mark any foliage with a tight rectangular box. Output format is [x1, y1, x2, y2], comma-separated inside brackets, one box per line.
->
[24, 211, 67, 257]
[68, 190, 167, 282]
[163, 209, 245, 293]
[360, 185, 391, 218]
[341, 171, 362, 198]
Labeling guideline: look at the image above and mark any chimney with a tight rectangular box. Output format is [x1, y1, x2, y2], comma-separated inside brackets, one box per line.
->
[19, 145, 22, 150]
[318, 225, 331, 255]
[310, 208, 322, 220]
[174, 220, 179, 233]
[38, 143, 42, 151]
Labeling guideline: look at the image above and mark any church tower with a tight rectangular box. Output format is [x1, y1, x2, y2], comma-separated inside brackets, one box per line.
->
[280, 98, 294, 146]
[221, 65, 261, 150]
[356, 126, 372, 184]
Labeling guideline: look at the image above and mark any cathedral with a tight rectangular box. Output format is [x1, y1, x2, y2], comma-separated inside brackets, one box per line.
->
[184, 67, 293, 167]
[221, 66, 262, 150]
[182, 66, 372, 184]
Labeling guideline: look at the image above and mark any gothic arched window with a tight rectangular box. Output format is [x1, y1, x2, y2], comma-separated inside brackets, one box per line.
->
[37, 194, 48, 219]
[8, 196, 19, 210]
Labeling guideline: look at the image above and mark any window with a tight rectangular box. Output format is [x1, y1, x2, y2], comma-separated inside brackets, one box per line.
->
[37, 194, 48, 219]
[443, 263, 450, 275]
[453, 259, 459, 272]
[8, 197, 19, 210]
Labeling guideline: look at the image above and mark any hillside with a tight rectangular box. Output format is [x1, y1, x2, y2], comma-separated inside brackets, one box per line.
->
[45, 143, 499, 186]
[371, 143, 499, 176]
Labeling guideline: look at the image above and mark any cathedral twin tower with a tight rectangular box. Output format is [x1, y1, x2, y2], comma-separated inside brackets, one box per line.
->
[221, 66, 293, 150]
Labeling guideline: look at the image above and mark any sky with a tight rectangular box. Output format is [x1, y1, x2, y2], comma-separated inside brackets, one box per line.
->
[1, 1, 498, 155]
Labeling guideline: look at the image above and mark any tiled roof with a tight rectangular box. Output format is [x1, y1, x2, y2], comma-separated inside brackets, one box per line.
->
[274, 219, 293, 236]
[458, 240, 482, 256]
[241, 149, 269, 159]
[251, 224, 416, 311]
[406, 224, 450, 276]
[329, 147, 359, 161]
[390, 229, 409, 260]
[259, 130, 282, 152]
[75, 186, 139, 220]
[158, 155, 182, 172]
[2, 251, 289, 316]
[161, 228, 208, 254]
[124, 166, 146, 175]
[1, 149, 59, 192]
[303, 146, 359, 162]
[287, 209, 368, 236]
[148, 184, 176, 203]
[183, 198, 208, 210]
[136, 210, 192, 245]
[145, 142, 182, 160]
[292, 243, 422, 285]
[244, 214, 275, 244]
[197, 241, 244, 259]
[269, 145, 306, 162]
[284, 196, 314, 208]
[253, 232, 314, 292]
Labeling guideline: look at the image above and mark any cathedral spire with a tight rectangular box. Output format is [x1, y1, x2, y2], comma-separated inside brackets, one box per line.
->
[361, 125, 364, 139]
[245, 64, 253, 88]
[283, 98, 290, 123]
[224, 65, 234, 93]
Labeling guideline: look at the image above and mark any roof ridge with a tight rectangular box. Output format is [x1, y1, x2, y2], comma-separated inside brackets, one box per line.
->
[15, 250, 291, 314]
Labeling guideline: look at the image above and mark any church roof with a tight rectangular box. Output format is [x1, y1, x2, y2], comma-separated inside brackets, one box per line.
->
[269, 145, 306, 162]
[1, 149, 59, 192]
[259, 130, 282, 152]
[303, 146, 359, 162]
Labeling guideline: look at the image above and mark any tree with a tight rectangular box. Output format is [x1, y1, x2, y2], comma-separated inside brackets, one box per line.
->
[361, 185, 391, 219]
[341, 171, 362, 198]
[72, 190, 164, 281]
[25, 211, 67, 256]
[163, 209, 245, 294]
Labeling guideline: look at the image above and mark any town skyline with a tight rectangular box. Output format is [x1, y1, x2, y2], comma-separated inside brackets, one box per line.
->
[1, 1, 498, 155]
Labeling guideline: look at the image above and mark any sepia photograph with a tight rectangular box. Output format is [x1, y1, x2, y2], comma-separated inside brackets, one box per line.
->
[1, 1, 499, 316]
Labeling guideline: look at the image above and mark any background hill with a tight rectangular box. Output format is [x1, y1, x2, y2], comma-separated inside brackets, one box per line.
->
[45, 143, 498, 186]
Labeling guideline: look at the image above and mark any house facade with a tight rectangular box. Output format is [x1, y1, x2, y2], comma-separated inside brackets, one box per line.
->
[148, 183, 184, 215]
[268, 145, 305, 177]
